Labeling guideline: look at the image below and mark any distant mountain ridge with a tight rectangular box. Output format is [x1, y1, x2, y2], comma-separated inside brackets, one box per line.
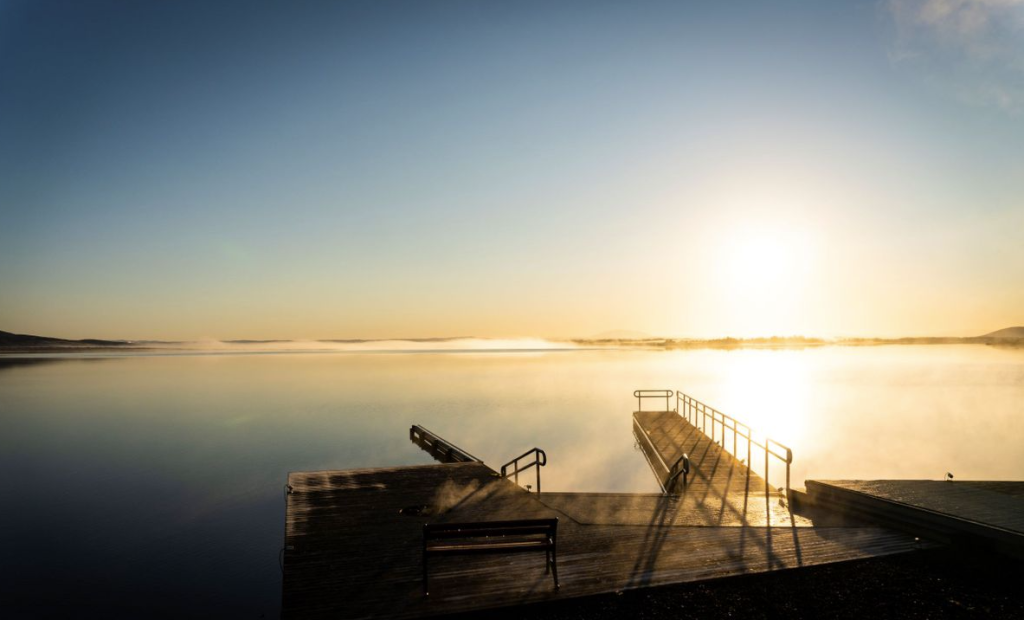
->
[982, 326, 1024, 340]
[0, 330, 131, 349]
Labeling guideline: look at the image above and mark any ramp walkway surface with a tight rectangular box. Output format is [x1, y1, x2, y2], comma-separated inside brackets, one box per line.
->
[281, 463, 926, 619]
[805, 480, 1024, 556]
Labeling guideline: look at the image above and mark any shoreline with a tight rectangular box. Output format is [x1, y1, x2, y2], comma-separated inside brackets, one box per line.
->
[2, 339, 1022, 355]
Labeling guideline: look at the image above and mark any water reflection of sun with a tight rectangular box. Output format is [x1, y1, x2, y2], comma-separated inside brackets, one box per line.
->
[713, 223, 817, 336]
[717, 350, 811, 451]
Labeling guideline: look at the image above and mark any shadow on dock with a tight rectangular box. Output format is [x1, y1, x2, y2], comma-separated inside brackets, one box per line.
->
[280, 392, 947, 619]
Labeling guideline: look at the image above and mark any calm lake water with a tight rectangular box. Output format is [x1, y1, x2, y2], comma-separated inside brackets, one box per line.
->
[2, 345, 1022, 617]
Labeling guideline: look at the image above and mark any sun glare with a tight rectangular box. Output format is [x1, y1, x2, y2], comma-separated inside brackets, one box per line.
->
[704, 222, 815, 336]
[722, 227, 811, 293]
[709, 223, 817, 335]
[718, 350, 811, 446]
[727, 235, 794, 289]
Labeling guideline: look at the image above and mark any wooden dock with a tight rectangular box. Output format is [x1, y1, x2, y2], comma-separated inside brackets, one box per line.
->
[282, 462, 927, 619]
[633, 409, 787, 502]
[805, 480, 1024, 557]
[278, 396, 952, 619]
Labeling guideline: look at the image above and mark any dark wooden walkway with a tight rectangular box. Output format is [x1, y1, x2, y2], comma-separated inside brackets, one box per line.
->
[633, 409, 786, 506]
[536, 492, 822, 527]
[282, 463, 927, 619]
[806, 480, 1024, 556]
[634, 411, 780, 495]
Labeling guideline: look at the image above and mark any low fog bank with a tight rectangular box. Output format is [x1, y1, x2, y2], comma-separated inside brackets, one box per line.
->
[4, 327, 1022, 354]
[0, 331, 579, 354]
[174, 337, 577, 352]
[573, 329, 1024, 350]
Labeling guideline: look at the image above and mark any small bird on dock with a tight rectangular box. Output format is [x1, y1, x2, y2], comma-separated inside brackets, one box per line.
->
[945, 472, 954, 482]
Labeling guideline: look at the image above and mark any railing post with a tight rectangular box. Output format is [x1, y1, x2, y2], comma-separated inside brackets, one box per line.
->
[661, 391, 793, 498]
[786, 448, 792, 496]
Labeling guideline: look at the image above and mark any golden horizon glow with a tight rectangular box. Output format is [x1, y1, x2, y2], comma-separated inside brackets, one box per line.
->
[2, 3, 1023, 342]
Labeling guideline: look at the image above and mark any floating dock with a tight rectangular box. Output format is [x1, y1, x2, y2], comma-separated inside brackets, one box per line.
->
[281, 389, 931, 619]
[634, 410, 781, 496]
[805, 480, 1024, 557]
[281, 463, 922, 619]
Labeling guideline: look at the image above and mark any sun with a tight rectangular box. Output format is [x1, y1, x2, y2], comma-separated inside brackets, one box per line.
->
[725, 234, 797, 290]
[720, 228, 806, 293]
[712, 223, 817, 334]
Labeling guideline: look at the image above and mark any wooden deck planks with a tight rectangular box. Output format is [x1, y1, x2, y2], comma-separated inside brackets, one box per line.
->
[805, 480, 1024, 556]
[282, 464, 928, 620]
[537, 492, 822, 527]
[633, 410, 782, 499]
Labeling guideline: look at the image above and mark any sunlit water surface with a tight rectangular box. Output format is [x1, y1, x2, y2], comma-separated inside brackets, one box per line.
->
[1, 346, 1022, 616]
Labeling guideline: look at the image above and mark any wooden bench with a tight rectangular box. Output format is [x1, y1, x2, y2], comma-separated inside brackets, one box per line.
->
[422, 518, 560, 596]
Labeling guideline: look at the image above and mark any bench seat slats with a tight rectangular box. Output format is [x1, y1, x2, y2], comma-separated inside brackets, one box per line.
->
[426, 519, 557, 533]
[426, 539, 550, 554]
[422, 517, 559, 596]
[427, 518, 557, 528]
[426, 527, 552, 538]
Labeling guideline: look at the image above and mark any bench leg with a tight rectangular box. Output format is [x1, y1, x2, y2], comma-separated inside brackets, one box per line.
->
[550, 545, 560, 589]
[423, 555, 429, 597]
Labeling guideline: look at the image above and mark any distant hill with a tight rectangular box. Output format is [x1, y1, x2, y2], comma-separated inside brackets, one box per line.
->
[981, 327, 1024, 340]
[0, 330, 130, 349]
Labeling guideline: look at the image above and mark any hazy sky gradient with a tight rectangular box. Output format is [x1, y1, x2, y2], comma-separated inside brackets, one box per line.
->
[2, 0, 1022, 340]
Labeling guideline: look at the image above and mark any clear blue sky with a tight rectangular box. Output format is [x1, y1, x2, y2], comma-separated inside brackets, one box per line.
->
[2, 0, 1022, 339]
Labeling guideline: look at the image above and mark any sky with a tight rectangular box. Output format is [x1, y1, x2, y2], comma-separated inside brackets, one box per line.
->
[1, 0, 1022, 340]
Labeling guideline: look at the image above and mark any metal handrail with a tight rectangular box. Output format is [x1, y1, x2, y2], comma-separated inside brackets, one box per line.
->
[666, 453, 690, 491]
[675, 391, 794, 495]
[500, 447, 547, 494]
[634, 389, 674, 412]
[409, 425, 483, 463]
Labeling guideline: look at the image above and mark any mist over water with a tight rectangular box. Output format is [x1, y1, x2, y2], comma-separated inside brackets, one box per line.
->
[124, 337, 578, 353]
[1, 345, 1022, 616]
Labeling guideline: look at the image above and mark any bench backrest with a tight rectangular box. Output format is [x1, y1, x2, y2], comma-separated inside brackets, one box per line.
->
[424, 518, 557, 540]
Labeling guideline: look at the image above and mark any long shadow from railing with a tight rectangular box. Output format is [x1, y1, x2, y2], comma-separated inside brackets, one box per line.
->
[635, 389, 794, 497]
[628, 389, 804, 580]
